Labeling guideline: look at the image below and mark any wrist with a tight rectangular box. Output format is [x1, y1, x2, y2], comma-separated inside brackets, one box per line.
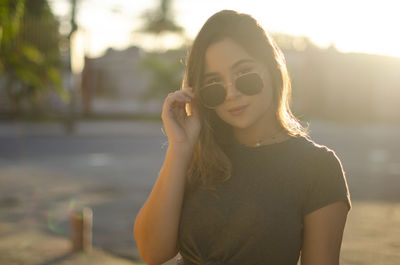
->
[167, 142, 195, 158]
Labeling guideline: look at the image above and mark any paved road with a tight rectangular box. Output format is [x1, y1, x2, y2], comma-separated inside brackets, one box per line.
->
[0, 121, 168, 260]
[1, 120, 399, 261]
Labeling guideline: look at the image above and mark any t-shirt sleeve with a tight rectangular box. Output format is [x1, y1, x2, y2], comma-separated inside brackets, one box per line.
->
[302, 148, 352, 216]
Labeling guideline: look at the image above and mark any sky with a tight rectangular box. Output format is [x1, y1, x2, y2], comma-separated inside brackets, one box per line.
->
[49, 0, 400, 71]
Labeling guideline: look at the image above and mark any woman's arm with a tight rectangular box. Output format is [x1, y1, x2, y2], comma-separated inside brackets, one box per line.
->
[301, 200, 350, 265]
[133, 145, 192, 265]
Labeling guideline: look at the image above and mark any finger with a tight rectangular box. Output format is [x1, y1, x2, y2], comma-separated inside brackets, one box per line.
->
[166, 91, 191, 102]
[181, 87, 195, 97]
[167, 92, 192, 105]
[176, 89, 193, 99]
[162, 98, 187, 120]
[168, 89, 192, 99]
[164, 96, 191, 116]
[173, 91, 192, 101]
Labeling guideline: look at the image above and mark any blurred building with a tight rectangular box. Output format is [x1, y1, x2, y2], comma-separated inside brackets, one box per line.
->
[80, 46, 160, 117]
[79, 44, 400, 123]
[285, 47, 400, 123]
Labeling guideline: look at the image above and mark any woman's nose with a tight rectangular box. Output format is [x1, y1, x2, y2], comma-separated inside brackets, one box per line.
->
[225, 79, 241, 100]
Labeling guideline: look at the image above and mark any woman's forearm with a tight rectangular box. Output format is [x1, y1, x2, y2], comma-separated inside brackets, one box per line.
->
[133, 145, 192, 265]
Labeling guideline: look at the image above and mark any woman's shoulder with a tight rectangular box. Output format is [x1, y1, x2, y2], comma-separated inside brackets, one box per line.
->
[297, 135, 351, 214]
[284, 135, 342, 168]
[293, 135, 338, 156]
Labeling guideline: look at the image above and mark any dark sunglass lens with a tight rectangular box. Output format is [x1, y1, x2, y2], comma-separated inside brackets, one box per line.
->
[200, 84, 226, 108]
[235, 73, 263, 95]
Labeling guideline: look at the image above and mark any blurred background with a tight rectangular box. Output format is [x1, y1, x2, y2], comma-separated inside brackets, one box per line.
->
[0, 0, 399, 264]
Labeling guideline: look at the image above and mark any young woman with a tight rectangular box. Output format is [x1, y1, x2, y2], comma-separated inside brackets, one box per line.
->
[134, 10, 352, 265]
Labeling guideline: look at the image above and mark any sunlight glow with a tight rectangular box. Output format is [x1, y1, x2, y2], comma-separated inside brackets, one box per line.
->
[49, 0, 400, 58]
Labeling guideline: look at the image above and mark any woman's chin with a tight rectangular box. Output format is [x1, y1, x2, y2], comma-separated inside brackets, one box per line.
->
[224, 118, 254, 130]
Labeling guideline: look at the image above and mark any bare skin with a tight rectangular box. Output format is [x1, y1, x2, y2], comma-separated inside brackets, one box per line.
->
[133, 86, 200, 265]
[203, 38, 290, 146]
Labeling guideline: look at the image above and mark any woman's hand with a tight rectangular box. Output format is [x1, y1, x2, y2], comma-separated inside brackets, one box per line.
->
[161, 87, 201, 152]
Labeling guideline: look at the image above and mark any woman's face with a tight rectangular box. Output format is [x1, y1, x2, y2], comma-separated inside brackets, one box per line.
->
[202, 38, 275, 130]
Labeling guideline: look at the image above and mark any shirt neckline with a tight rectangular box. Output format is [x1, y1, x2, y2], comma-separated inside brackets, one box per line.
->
[231, 134, 300, 151]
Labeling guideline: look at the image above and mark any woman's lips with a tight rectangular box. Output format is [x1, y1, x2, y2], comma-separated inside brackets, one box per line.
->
[228, 104, 248, 115]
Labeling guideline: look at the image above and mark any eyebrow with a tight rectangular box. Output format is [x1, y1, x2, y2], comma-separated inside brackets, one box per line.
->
[203, 58, 255, 79]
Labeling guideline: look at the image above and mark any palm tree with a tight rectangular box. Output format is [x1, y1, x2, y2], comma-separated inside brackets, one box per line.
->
[135, 0, 188, 51]
[135, 0, 188, 101]
[139, 0, 183, 35]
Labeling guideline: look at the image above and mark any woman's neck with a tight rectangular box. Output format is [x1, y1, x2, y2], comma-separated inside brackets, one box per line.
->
[233, 112, 286, 147]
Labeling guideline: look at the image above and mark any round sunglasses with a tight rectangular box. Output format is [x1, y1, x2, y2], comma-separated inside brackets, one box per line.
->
[199, 72, 264, 109]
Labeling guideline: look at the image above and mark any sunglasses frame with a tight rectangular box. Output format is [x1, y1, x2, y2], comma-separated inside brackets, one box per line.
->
[199, 71, 265, 109]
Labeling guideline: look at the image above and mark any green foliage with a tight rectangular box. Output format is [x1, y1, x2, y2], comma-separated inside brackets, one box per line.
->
[136, 0, 188, 101]
[21, 44, 44, 64]
[0, 0, 69, 112]
[0, 0, 25, 45]
[139, 51, 185, 100]
[138, 0, 183, 35]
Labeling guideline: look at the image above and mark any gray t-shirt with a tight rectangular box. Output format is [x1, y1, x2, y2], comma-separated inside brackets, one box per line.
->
[177, 135, 352, 265]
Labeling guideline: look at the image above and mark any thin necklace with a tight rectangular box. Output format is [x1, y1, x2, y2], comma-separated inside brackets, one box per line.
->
[253, 127, 288, 147]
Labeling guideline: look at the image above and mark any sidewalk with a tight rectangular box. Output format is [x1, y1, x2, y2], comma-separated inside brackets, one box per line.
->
[0, 120, 165, 138]
[0, 223, 142, 265]
[0, 121, 173, 265]
[0, 164, 146, 265]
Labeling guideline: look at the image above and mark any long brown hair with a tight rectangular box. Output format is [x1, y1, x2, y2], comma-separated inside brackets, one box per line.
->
[183, 10, 309, 193]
